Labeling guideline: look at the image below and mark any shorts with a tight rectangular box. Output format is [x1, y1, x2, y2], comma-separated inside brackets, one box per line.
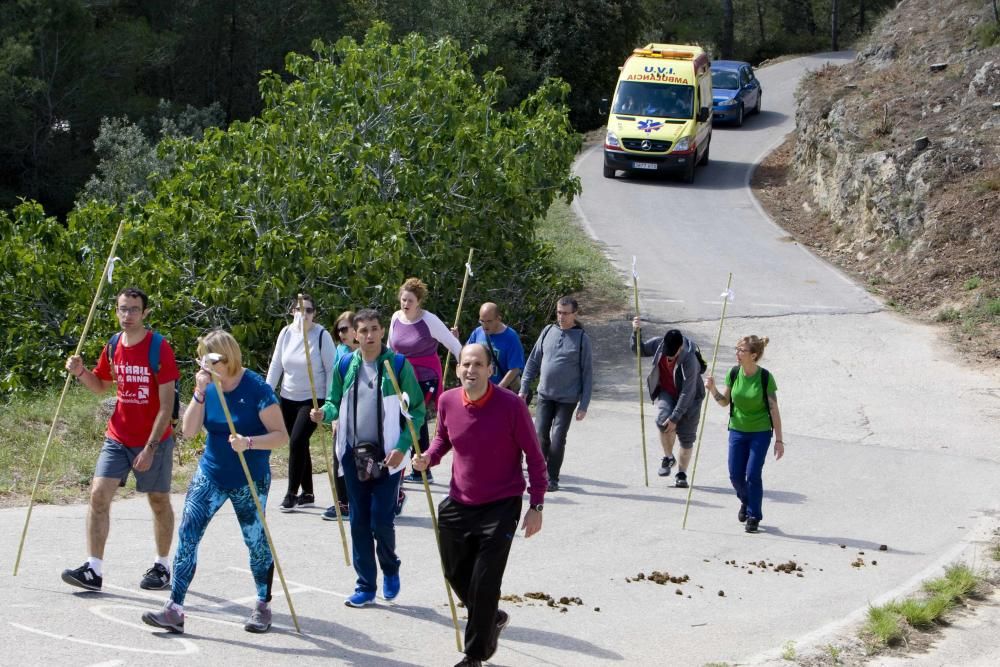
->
[654, 394, 701, 447]
[94, 436, 174, 493]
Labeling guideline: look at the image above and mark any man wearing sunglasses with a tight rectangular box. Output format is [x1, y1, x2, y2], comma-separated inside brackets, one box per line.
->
[62, 287, 180, 593]
[465, 302, 525, 390]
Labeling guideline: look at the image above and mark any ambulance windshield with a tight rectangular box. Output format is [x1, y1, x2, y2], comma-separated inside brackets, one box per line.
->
[614, 82, 694, 120]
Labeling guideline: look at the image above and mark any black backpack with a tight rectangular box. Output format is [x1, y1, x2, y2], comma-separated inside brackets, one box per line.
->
[727, 365, 772, 426]
[106, 329, 180, 425]
[693, 344, 708, 374]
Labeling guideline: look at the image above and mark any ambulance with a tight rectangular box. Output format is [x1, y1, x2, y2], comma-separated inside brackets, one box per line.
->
[602, 44, 713, 184]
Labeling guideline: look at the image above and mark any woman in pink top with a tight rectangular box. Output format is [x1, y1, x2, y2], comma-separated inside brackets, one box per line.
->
[388, 277, 462, 484]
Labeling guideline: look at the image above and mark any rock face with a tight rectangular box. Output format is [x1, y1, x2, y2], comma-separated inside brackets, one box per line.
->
[789, 0, 999, 296]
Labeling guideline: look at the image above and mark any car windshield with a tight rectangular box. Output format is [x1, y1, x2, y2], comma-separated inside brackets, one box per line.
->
[712, 70, 740, 90]
[613, 81, 694, 119]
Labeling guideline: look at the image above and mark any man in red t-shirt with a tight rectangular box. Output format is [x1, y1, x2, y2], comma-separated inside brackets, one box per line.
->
[61, 287, 180, 593]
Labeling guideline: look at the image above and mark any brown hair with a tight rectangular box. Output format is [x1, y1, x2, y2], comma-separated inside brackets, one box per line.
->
[334, 310, 355, 330]
[399, 277, 428, 302]
[738, 335, 769, 361]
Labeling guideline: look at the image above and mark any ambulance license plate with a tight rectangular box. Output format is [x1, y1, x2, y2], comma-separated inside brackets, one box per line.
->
[632, 162, 657, 170]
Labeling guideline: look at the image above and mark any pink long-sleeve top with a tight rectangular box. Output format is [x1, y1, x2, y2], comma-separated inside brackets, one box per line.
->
[426, 384, 547, 507]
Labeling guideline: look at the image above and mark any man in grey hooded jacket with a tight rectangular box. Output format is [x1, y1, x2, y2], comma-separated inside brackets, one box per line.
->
[630, 319, 706, 488]
[520, 297, 593, 492]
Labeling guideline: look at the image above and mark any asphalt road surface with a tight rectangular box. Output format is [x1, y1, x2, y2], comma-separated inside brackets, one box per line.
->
[2, 53, 999, 666]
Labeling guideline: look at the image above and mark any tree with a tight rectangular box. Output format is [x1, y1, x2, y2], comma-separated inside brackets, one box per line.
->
[721, 0, 735, 57]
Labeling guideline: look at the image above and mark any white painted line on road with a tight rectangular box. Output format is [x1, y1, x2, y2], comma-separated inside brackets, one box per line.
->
[104, 583, 169, 601]
[750, 303, 792, 308]
[571, 145, 604, 242]
[83, 661, 124, 667]
[645, 298, 685, 303]
[10, 618, 198, 655]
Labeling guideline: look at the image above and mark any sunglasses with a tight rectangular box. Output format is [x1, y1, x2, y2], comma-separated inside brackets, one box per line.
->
[337, 326, 350, 333]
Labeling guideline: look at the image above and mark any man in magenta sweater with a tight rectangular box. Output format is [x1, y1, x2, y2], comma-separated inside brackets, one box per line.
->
[412, 343, 547, 667]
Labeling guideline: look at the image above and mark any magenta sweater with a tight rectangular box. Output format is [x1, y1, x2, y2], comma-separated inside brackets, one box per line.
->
[427, 386, 548, 506]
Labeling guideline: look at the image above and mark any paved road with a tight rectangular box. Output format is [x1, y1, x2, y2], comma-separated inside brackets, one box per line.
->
[2, 53, 999, 666]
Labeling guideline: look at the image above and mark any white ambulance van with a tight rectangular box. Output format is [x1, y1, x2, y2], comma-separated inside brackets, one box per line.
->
[603, 44, 713, 183]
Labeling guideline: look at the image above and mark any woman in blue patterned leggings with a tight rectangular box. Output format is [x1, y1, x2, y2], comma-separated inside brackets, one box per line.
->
[141, 330, 288, 635]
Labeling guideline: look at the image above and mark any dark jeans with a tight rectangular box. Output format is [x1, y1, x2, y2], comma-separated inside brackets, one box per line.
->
[534, 398, 577, 483]
[341, 448, 401, 593]
[438, 495, 521, 660]
[280, 397, 322, 496]
[727, 429, 773, 521]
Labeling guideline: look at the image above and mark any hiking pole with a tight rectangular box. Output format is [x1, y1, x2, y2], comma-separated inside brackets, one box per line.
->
[297, 294, 350, 567]
[14, 217, 128, 576]
[633, 257, 649, 487]
[439, 249, 475, 396]
[383, 359, 463, 653]
[682, 273, 734, 530]
[204, 356, 302, 633]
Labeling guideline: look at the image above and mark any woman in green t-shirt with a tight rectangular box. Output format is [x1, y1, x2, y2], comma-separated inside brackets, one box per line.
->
[705, 335, 785, 533]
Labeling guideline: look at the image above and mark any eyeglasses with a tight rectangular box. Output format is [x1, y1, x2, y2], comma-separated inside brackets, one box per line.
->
[735, 347, 749, 354]
[337, 326, 350, 333]
[294, 307, 315, 314]
[116, 306, 142, 316]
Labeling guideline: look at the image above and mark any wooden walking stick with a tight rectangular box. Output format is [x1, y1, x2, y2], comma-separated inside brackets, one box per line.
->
[297, 294, 350, 567]
[682, 273, 734, 530]
[439, 248, 475, 391]
[14, 217, 128, 576]
[633, 257, 649, 488]
[383, 359, 463, 653]
[206, 359, 302, 633]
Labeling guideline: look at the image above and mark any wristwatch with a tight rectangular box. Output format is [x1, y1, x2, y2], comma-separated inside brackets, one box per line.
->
[530, 503, 544, 512]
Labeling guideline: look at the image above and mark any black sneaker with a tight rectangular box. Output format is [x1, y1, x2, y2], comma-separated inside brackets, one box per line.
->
[674, 471, 688, 488]
[657, 456, 676, 477]
[296, 493, 315, 508]
[279, 494, 297, 512]
[547, 480, 559, 492]
[745, 517, 760, 533]
[139, 563, 171, 590]
[61, 563, 102, 591]
[405, 470, 432, 484]
[485, 609, 510, 660]
[453, 658, 482, 667]
[394, 489, 407, 516]
[738, 505, 748, 523]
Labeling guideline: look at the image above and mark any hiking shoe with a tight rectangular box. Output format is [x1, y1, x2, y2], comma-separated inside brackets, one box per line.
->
[657, 456, 676, 477]
[674, 471, 688, 488]
[405, 470, 432, 483]
[454, 658, 482, 667]
[344, 588, 376, 608]
[279, 494, 297, 512]
[322, 502, 350, 521]
[394, 489, 407, 516]
[486, 609, 510, 659]
[141, 602, 184, 633]
[244, 600, 272, 633]
[139, 563, 171, 590]
[61, 563, 102, 591]
[738, 505, 748, 523]
[547, 480, 559, 492]
[745, 517, 760, 533]
[296, 493, 315, 508]
[382, 574, 400, 601]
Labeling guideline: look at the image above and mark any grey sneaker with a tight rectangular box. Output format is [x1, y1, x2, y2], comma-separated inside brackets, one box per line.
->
[141, 602, 185, 633]
[657, 456, 676, 477]
[244, 600, 272, 633]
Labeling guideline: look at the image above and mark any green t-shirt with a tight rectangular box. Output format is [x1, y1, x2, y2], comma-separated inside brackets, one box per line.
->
[726, 366, 777, 433]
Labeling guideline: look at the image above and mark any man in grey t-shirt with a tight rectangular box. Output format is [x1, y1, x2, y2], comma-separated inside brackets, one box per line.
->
[519, 297, 593, 492]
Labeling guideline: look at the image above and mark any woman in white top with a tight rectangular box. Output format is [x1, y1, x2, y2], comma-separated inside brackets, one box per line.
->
[387, 277, 462, 485]
[265, 294, 335, 512]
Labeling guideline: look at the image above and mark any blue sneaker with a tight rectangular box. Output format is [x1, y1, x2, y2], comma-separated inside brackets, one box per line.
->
[382, 574, 400, 601]
[344, 588, 376, 608]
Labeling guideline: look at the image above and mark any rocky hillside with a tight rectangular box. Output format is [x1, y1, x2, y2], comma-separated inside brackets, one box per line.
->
[757, 0, 999, 362]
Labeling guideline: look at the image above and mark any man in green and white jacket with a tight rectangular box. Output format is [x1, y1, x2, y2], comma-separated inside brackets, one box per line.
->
[311, 308, 425, 607]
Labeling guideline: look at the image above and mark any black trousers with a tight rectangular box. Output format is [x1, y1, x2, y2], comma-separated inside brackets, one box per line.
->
[438, 495, 521, 660]
[279, 397, 322, 496]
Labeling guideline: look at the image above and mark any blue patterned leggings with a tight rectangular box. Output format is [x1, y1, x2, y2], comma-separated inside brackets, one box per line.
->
[170, 469, 273, 605]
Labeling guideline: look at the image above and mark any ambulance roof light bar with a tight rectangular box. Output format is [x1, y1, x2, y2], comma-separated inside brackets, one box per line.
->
[632, 44, 699, 60]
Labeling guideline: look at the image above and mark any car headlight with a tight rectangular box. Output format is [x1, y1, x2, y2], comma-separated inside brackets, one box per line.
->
[605, 131, 620, 148]
[719, 98, 738, 107]
[673, 137, 691, 152]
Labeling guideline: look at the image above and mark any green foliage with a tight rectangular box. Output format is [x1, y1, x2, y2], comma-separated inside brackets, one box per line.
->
[780, 640, 796, 660]
[964, 276, 981, 290]
[863, 604, 905, 650]
[973, 19, 1000, 48]
[3, 25, 581, 392]
[923, 563, 980, 598]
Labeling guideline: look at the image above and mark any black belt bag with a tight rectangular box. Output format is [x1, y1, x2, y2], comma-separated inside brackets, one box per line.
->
[353, 442, 385, 482]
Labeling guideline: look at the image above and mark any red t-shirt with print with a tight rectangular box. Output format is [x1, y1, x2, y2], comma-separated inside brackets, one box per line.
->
[658, 355, 678, 399]
[93, 331, 180, 447]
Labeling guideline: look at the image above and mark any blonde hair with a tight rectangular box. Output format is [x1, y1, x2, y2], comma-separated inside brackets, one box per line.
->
[399, 277, 428, 302]
[197, 329, 243, 376]
[739, 335, 769, 361]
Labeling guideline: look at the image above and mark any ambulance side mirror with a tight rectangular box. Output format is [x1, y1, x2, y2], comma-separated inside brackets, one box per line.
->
[697, 107, 710, 122]
[599, 97, 609, 116]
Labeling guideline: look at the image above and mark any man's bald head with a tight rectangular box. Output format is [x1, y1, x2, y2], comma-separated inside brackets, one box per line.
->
[478, 302, 503, 334]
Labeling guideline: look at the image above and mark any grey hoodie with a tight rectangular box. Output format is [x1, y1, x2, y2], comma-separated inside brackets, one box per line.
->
[521, 324, 593, 411]
[630, 330, 705, 423]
